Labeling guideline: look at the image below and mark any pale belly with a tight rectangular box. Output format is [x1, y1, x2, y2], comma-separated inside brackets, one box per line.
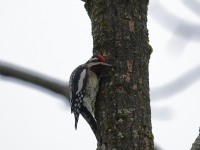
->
[83, 72, 99, 118]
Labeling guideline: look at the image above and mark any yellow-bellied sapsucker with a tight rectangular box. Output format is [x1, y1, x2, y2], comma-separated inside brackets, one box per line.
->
[69, 54, 111, 135]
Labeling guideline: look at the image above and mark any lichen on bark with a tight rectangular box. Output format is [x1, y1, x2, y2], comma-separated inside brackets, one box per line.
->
[84, 0, 154, 149]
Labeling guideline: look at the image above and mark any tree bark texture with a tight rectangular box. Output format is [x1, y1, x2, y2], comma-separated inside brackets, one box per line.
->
[191, 130, 200, 150]
[84, 0, 154, 149]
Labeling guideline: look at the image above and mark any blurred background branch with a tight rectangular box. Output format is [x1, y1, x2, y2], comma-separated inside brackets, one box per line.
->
[151, 65, 200, 100]
[0, 60, 69, 100]
[182, 0, 200, 17]
[150, 1, 200, 41]
[150, 0, 200, 55]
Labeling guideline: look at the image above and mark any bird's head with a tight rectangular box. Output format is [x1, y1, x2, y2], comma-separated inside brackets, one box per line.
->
[86, 54, 112, 75]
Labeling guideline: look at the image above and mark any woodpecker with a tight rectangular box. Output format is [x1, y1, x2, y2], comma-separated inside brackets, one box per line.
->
[69, 54, 111, 135]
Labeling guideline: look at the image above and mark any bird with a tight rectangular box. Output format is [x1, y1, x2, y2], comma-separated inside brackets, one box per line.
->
[69, 54, 111, 135]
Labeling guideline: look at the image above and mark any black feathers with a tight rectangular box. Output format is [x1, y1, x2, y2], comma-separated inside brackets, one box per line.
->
[69, 66, 88, 129]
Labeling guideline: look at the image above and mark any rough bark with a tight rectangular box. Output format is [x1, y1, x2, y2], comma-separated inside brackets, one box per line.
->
[191, 129, 200, 150]
[84, 0, 154, 149]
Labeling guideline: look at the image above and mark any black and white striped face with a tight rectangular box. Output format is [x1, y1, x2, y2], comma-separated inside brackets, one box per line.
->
[86, 54, 106, 64]
[85, 54, 112, 76]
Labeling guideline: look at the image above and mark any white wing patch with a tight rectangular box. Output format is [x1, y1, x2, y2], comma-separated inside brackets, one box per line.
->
[76, 69, 86, 94]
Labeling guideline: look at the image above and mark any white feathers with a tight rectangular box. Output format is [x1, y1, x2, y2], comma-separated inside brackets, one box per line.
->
[82, 70, 99, 118]
[87, 57, 98, 63]
[76, 69, 86, 94]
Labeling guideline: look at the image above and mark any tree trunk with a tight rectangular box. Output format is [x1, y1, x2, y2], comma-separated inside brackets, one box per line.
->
[191, 130, 200, 150]
[84, 0, 154, 149]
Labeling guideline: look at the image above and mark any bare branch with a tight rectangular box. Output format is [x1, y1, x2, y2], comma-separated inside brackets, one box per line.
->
[0, 60, 69, 99]
[182, 0, 200, 17]
[150, 1, 200, 41]
[151, 65, 200, 100]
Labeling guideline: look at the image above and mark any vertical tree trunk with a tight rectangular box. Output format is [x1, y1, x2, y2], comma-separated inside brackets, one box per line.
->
[191, 131, 200, 150]
[84, 0, 154, 149]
